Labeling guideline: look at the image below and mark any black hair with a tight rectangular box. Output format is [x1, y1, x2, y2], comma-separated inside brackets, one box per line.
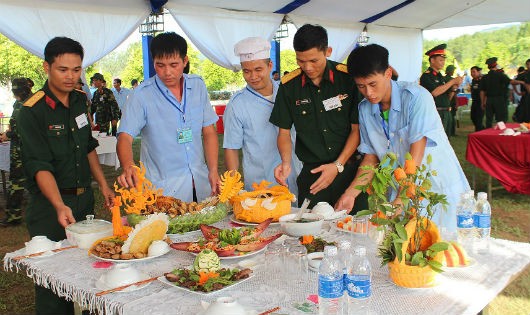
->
[347, 44, 389, 78]
[470, 66, 482, 72]
[44, 37, 84, 65]
[131, 79, 138, 86]
[272, 71, 278, 75]
[526, 59, 530, 64]
[184, 62, 190, 74]
[150, 32, 187, 60]
[26, 78, 34, 88]
[11, 78, 31, 100]
[114, 78, 122, 85]
[518, 66, 525, 73]
[293, 24, 328, 52]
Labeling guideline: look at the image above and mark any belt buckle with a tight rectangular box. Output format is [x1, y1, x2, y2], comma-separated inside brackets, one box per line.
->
[76, 188, 84, 195]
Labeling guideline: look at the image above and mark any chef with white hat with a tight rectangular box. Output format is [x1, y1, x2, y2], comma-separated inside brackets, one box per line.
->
[223, 37, 301, 197]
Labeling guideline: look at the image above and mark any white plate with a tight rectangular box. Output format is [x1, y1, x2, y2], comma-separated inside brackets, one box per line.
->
[95, 274, 151, 293]
[229, 214, 282, 226]
[190, 246, 267, 260]
[157, 274, 253, 295]
[91, 247, 170, 263]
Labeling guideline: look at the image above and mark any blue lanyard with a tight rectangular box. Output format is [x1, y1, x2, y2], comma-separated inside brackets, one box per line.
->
[379, 105, 390, 149]
[155, 78, 187, 122]
[245, 86, 274, 105]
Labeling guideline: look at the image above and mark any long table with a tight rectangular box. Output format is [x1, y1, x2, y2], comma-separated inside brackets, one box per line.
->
[4, 219, 530, 315]
[466, 123, 530, 196]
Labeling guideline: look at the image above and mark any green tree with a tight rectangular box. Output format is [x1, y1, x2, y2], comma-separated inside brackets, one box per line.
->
[119, 42, 143, 88]
[280, 50, 298, 74]
[0, 34, 46, 87]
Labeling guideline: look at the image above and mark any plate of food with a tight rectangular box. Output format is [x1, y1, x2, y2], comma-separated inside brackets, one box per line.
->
[299, 235, 336, 254]
[229, 214, 282, 226]
[331, 216, 367, 234]
[160, 249, 253, 295]
[170, 219, 282, 259]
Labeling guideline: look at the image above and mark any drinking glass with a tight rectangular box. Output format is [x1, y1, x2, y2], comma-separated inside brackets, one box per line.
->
[351, 215, 368, 245]
[264, 242, 283, 277]
[286, 244, 308, 282]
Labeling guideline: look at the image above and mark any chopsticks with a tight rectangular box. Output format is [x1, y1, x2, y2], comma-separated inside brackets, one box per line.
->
[258, 306, 280, 315]
[12, 246, 78, 261]
[96, 276, 159, 296]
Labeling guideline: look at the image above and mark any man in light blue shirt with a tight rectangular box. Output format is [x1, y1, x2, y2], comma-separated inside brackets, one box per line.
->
[117, 32, 220, 202]
[111, 78, 130, 110]
[336, 44, 470, 233]
[224, 37, 300, 196]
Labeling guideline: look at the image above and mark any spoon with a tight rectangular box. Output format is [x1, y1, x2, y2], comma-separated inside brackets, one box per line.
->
[292, 198, 311, 222]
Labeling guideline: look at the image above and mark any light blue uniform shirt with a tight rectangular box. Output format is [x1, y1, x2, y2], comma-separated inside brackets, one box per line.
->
[358, 80, 470, 233]
[112, 87, 130, 110]
[118, 74, 218, 202]
[223, 81, 301, 197]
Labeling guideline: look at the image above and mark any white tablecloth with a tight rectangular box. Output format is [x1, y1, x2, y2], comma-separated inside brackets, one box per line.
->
[4, 219, 530, 315]
[95, 136, 120, 170]
[0, 142, 10, 171]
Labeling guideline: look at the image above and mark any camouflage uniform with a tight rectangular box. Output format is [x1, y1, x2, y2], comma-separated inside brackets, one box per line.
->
[4, 99, 26, 223]
[90, 87, 120, 135]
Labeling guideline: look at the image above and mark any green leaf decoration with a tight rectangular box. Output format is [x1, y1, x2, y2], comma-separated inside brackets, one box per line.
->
[411, 252, 424, 265]
[395, 223, 407, 241]
[428, 242, 449, 252]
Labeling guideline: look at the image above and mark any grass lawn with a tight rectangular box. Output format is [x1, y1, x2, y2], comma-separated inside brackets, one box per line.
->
[0, 114, 529, 314]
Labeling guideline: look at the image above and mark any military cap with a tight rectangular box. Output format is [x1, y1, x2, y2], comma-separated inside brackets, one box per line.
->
[234, 37, 271, 62]
[446, 65, 456, 73]
[485, 57, 498, 66]
[425, 44, 447, 57]
[92, 72, 104, 81]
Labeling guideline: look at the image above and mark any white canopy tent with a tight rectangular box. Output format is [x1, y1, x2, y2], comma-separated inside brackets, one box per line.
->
[0, 0, 529, 81]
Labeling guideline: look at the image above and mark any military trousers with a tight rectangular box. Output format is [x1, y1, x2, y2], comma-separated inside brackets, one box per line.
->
[26, 187, 94, 315]
[296, 158, 368, 215]
[437, 110, 453, 138]
[470, 99, 485, 131]
[485, 95, 508, 128]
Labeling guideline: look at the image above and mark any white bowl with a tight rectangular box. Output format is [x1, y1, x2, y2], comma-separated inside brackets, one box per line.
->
[278, 213, 324, 237]
[201, 297, 247, 315]
[307, 252, 324, 270]
[65, 215, 113, 249]
[25, 236, 58, 255]
[102, 264, 144, 288]
[148, 240, 170, 257]
[311, 202, 335, 218]
[91, 131, 99, 137]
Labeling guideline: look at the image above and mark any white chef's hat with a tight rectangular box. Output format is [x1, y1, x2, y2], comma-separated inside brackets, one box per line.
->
[234, 37, 271, 62]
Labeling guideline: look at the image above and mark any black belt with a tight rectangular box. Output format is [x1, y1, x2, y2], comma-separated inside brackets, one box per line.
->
[436, 107, 452, 112]
[59, 187, 88, 196]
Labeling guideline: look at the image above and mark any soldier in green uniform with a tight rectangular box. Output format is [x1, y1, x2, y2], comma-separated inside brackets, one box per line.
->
[0, 78, 32, 226]
[480, 57, 518, 128]
[17, 37, 115, 315]
[470, 66, 485, 131]
[444, 65, 458, 136]
[419, 44, 462, 137]
[90, 72, 120, 136]
[269, 24, 367, 213]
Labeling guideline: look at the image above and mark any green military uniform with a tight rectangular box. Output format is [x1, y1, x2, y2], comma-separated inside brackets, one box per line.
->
[514, 70, 530, 122]
[18, 81, 98, 315]
[480, 58, 511, 128]
[444, 72, 457, 136]
[269, 60, 368, 213]
[4, 99, 26, 224]
[420, 67, 453, 137]
[90, 87, 120, 135]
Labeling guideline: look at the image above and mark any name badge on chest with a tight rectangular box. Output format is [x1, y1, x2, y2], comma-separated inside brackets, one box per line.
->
[178, 128, 193, 144]
[75, 114, 88, 129]
[322, 96, 342, 111]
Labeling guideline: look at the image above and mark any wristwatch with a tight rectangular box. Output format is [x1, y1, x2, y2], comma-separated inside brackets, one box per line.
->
[334, 160, 344, 173]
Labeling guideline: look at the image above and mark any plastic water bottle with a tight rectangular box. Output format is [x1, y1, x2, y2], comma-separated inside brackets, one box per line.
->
[474, 192, 491, 254]
[345, 245, 372, 314]
[337, 240, 353, 314]
[318, 246, 343, 315]
[456, 192, 475, 251]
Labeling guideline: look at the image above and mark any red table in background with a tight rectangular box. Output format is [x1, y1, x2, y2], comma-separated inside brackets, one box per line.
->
[466, 123, 530, 197]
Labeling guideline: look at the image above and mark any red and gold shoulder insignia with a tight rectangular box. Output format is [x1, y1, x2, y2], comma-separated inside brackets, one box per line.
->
[336, 64, 348, 74]
[74, 88, 86, 94]
[281, 68, 302, 84]
[23, 91, 44, 107]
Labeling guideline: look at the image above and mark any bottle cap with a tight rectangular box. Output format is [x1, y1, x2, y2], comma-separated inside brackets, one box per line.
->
[324, 245, 337, 256]
[477, 192, 488, 200]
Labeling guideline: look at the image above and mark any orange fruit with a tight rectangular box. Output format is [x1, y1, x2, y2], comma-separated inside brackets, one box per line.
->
[366, 185, 374, 195]
[404, 159, 417, 175]
[405, 183, 416, 198]
[394, 167, 407, 181]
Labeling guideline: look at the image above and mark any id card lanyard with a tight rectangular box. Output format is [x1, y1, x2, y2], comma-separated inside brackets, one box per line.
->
[245, 86, 274, 105]
[155, 78, 192, 144]
[379, 104, 391, 150]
